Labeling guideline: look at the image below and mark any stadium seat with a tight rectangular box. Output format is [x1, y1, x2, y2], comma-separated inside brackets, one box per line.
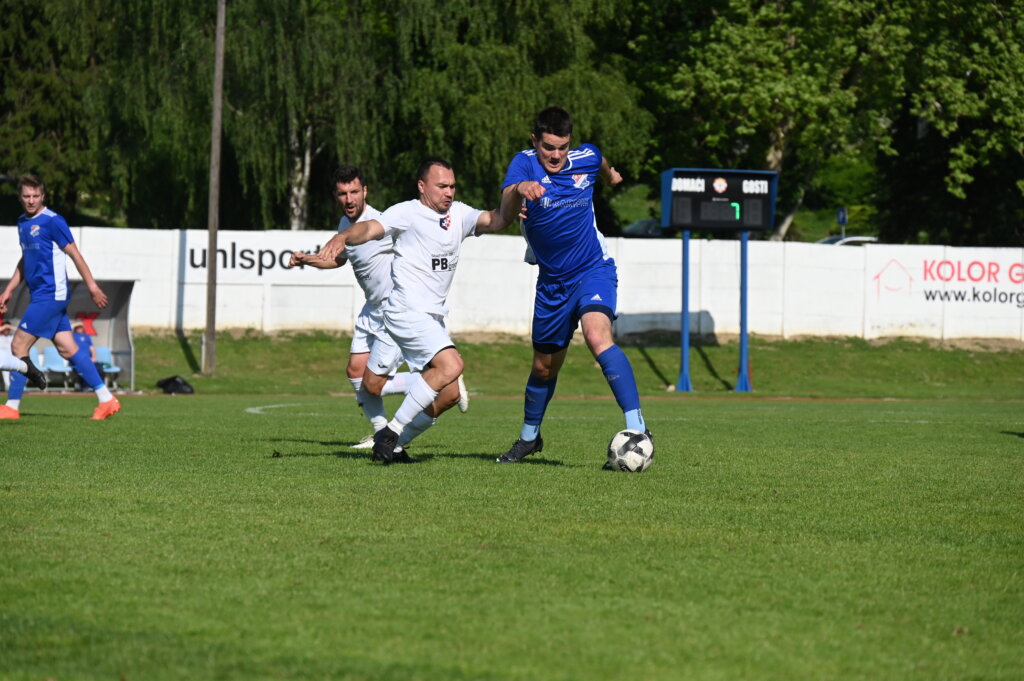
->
[96, 346, 121, 389]
[42, 346, 73, 392]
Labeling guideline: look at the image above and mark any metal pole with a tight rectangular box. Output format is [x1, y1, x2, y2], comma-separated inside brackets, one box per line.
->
[677, 230, 693, 392]
[203, 0, 226, 375]
[736, 230, 752, 392]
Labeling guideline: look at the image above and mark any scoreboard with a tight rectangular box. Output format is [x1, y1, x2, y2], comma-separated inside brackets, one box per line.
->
[660, 168, 778, 231]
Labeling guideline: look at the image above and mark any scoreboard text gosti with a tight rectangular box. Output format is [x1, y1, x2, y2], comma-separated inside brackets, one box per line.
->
[660, 168, 778, 232]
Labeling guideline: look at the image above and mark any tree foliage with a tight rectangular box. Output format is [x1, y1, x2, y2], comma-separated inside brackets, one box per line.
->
[0, 0, 1021, 244]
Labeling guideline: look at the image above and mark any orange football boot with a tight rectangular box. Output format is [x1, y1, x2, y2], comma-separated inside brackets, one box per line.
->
[0, 405, 20, 420]
[92, 397, 122, 420]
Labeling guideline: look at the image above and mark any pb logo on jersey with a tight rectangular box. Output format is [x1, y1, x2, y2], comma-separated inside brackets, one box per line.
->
[439, 215, 451, 231]
[431, 257, 451, 271]
[572, 174, 590, 190]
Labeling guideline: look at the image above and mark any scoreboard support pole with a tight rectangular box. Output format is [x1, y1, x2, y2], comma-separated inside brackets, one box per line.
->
[676, 229, 753, 392]
[736, 231, 752, 392]
[676, 230, 693, 392]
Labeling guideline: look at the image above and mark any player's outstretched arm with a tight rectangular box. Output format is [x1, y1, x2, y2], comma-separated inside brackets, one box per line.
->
[63, 243, 108, 309]
[475, 207, 511, 235]
[0, 259, 25, 315]
[315, 219, 385, 264]
[288, 250, 345, 269]
[600, 158, 623, 187]
[498, 185, 526, 225]
[509, 180, 546, 202]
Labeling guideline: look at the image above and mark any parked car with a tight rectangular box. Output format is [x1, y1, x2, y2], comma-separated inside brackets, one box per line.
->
[816, 235, 878, 246]
[622, 218, 669, 238]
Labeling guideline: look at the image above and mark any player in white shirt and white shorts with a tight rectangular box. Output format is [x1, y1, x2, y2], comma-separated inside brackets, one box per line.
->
[317, 157, 515, 463]
[290, 166, 469, 450]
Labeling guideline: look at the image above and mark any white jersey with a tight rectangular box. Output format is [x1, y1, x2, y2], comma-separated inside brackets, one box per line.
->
[378, 199, 483, 316]
[338, 204, 392, 305]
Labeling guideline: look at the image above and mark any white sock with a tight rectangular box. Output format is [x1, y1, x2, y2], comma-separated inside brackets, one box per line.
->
[389, 375, 438, 433]
[0, 357, 27, 372]
[6, 399, 20, 411]
[350, 377, 388, 431]
[380, 372, 413, 396]
[95, 386, 114, 403]
[398, 411, 436, 446]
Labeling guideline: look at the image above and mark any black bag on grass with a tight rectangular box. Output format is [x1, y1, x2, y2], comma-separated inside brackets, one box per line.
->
[157, 375, 194, 394]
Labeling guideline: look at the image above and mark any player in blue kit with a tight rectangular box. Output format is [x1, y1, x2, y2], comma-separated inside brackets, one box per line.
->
[0, 175, 121, 420]
[496, 107, 649, 465]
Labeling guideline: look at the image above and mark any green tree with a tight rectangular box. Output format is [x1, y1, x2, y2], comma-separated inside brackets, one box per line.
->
[376, 0, 653, 226]
[876, 0, 1024, 246]
[58, 1, 219, 228]
[628, 0, 912, 239]
[0, 1, 106, 221]
[225, 0, 395, 230]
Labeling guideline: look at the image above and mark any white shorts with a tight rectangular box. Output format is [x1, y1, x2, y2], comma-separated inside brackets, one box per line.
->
[352, 301, 404, 376]
[382, 309, 454, 372]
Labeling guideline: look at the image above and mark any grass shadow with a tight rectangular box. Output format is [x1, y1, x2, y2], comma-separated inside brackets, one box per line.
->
[269, 449, 369, 460]
[176, 330, 201, 373]
[999, 431, 1024, 439]
[695, 344, 733, 391]
[636, 345, 672, 387]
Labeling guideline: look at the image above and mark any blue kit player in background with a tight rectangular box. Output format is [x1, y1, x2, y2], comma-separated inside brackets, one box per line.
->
[0, 174, 121, 420]
[70, 319, 107, 390]
[496, 107, 649, 465]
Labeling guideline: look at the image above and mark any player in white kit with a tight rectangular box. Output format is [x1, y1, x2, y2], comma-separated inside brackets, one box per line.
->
[291, 166, 469, 451]
[316, 157, 513, 463]
[290, 166, 408, 443]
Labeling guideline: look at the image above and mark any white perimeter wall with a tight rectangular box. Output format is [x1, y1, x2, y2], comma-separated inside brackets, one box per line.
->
[2, 226, 1022, 341]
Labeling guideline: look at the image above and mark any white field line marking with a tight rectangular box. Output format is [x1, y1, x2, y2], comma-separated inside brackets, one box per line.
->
[245, 403, 304, 415]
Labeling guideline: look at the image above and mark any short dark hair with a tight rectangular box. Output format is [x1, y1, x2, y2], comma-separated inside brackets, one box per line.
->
[331, 165, 365, 187]
[416, 157, 452, 182]
[18, 173, 45, 194]
[533, 107, 573, 139]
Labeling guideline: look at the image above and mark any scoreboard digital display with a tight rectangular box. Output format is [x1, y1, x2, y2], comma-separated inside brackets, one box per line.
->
[660, 168, 778, 232]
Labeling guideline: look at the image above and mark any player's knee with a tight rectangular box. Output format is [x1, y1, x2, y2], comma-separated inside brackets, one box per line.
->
[447, 356, 465, 383]
[347, 353, 369, 380]
[581, 310, 614, 354]
[583, 327, 613, 356]
[434, 381, 460, 412]
[432, 349, 463, 383]
[362, 373, 386, 396]
[10, 339, 30, 357]
[531, 359, 558, 380]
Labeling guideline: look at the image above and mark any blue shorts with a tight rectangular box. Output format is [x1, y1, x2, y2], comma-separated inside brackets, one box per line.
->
[532, 259, 618, 353]
[19, 300, 72, 339]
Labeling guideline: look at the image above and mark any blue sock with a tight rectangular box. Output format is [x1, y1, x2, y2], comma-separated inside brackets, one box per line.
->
[69, 347, 104, 390]
[7, 371, 26, 400]
[596, 345, 645, 431]
[520, 373, 557, 440]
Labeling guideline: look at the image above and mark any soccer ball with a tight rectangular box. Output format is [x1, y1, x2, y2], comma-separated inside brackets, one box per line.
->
[606, 429, 654, 473]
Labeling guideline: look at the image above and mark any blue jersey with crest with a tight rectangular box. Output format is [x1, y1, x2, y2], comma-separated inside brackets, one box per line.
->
[17, 208, 74, 302]
[502, 143, 610, 281]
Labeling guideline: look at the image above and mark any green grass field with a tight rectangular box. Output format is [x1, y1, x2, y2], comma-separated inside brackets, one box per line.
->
[2, 335, 1023, 680]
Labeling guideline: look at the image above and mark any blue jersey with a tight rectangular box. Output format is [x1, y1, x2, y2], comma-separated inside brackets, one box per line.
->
[17, 208, 74, 302]
[73, 331, 93, 352]
[502, 143, 609, 281]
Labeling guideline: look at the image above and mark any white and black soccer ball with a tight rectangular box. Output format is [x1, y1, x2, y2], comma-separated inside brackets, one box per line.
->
[606, 429, 654, 473]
